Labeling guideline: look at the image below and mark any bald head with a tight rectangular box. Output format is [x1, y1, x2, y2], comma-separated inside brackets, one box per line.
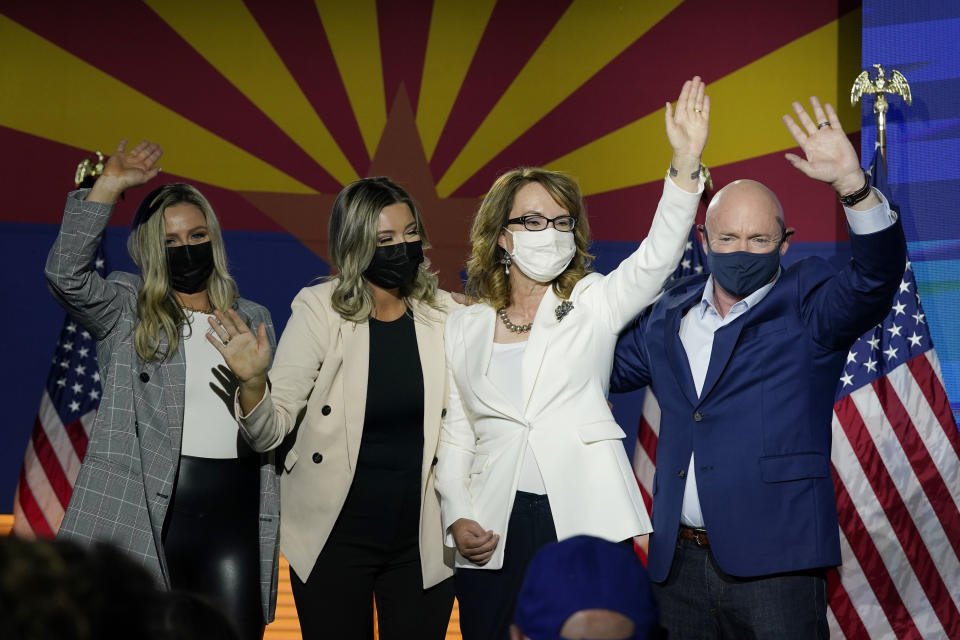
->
[702, 179, 789, 255]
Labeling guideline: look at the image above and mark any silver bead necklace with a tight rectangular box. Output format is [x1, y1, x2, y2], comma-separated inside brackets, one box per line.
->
[498, 307, 532, 333]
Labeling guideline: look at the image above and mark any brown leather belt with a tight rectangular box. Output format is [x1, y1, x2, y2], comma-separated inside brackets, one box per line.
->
[678, 526, 710, 548]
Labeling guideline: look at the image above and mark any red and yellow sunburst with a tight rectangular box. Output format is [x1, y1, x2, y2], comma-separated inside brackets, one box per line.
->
[1, 0, 860, 291]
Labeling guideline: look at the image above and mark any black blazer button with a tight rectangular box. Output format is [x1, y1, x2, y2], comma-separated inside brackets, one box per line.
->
[321, 405, 332, 416]
[441, 408, 447, 418]
[678, 469, 686, 478]
[312, 452, 323, 464]
[139, 372, 150, 383]
[693, 411, 703, 422]
[432, 456, 439, 466]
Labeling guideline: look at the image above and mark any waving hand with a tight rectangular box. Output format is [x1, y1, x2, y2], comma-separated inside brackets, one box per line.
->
[87, 139, 163, 204]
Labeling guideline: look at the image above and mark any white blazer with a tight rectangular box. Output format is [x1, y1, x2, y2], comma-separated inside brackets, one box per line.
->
[435, 176, 701, 570]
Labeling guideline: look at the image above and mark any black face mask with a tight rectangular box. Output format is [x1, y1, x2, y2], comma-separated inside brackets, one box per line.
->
[703, 230, 783, 299]
[167, 242, 215, 294]
[364, 240, 424, 290]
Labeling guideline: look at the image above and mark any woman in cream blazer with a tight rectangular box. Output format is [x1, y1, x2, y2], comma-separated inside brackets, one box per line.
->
[212, 177, 456, 639]
[435, 77, 710, 640]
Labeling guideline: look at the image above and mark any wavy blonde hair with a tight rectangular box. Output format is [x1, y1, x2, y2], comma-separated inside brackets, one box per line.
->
[465, 167, 594, 310]
[127, 183, 238, 361]
[327, 177, 440, 322]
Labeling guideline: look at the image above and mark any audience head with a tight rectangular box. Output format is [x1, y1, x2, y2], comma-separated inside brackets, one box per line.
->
[0, 536, 162, 640]
[512, 535, 657, 640]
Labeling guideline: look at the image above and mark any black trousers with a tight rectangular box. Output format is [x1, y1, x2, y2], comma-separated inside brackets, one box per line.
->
[291, 466, 454, 639]
[163, 454, 263, 640]
[455, 492, 558, 640]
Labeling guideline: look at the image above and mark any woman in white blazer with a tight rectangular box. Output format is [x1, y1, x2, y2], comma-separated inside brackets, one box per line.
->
[435, 77, 711, 639]
[211, 177, 456, 639]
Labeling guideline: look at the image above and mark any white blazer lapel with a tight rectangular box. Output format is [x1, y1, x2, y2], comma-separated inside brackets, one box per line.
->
[463, 306, 524, 421]
[520, 288, 562, 415]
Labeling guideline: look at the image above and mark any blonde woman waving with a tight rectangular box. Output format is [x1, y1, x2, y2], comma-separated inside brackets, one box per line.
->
[49, 140, 279, 640]
[214, 177, 458, 639]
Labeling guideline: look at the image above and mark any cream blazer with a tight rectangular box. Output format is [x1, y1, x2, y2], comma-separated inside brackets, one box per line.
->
[237, 280, 457, 588]
[435, 176, 701, 570]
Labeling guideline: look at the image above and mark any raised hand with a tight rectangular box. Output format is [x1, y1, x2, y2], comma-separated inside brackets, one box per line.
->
[87, 139, 164, 204]
[206, 309, 272, 414]
[782, 97, 865, 196]
[207, 309, 271, 382]
[450, 518, 500, 566]
[665, 76, 710, 188]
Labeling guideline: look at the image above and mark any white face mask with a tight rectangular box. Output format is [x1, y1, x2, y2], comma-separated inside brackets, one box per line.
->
[506, 228, 577, 283]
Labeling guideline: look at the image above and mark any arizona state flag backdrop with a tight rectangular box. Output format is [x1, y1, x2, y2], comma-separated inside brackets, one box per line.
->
[3, 1, 865, 506]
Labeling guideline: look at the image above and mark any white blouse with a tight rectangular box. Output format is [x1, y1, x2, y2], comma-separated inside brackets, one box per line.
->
[487, 341, 546, 495]
[181, 312, 242, 458]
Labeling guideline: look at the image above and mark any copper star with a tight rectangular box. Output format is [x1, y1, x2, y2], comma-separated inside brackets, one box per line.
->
[238, 85, 479, 292]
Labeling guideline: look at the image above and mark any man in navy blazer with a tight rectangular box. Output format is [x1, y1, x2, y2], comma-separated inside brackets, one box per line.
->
[611, 97, 906, 639]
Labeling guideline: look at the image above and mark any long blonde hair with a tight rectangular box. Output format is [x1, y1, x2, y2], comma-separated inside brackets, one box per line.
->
[465, 167, 594, 310]
[127, 183, 238, 361]
[328, 177, 440, 322]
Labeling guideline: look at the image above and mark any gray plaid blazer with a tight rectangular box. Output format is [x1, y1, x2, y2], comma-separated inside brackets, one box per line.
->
[47, 190, 281, 624]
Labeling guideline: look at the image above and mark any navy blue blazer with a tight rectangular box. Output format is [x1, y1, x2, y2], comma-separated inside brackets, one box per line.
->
[612, 220, 906, 581]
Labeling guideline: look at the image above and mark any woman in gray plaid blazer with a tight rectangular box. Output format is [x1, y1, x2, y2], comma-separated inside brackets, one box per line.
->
[47, 140, 280, 639]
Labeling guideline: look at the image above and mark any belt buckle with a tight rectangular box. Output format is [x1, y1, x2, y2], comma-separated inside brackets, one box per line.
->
[692, 529, 706, 547]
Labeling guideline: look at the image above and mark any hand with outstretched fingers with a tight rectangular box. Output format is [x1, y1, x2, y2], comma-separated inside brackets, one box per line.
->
[87, 139, 163, 204]
[782, 97, 866, 197]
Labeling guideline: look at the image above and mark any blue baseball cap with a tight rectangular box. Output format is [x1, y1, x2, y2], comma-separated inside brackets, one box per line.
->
[513, 535, 657, 640]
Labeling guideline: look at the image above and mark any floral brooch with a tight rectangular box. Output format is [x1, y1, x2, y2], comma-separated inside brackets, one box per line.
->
[555, 300, 574, 322]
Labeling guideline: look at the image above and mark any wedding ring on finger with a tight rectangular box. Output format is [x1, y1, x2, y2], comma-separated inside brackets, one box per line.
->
[817, 121, 830, 129]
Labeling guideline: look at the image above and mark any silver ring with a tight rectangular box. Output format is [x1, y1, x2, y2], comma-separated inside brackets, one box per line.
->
[817, 121, 830, 130]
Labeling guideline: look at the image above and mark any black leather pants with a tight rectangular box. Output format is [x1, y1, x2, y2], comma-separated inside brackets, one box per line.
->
[163, 454, 263, 640]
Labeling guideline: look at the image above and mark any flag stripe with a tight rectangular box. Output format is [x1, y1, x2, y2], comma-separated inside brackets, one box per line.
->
[17, 458, 56, 538]
[834, 522, 898, 640]
[37, 391, 85, 475]
[894, 355, 960, 511]
[637, 417, 658, 467]
[872, 374, 960, 563]
[835, 394, 960, 635]
[31, 416, 75, 509]
[908, 352, 960, 459]
[826, 567, 872, 640]
[831, 461, 923, 638]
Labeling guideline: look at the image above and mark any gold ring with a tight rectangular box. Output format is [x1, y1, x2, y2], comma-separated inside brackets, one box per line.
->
[817, 121, 830, 129]
[694, 108, 702, 113]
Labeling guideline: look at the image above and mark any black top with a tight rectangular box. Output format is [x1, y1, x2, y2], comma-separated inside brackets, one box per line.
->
[358, 312, 425, 471]
[332, 311, 425, 546]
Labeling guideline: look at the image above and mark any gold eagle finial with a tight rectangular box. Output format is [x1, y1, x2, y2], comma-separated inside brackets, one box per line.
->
[851, 64, 912, 161]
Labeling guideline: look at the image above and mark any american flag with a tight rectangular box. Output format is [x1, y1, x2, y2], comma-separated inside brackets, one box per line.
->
[826, 151, 960, 639]
[12, 248, 106, 538]
[630, 155, 960, 638]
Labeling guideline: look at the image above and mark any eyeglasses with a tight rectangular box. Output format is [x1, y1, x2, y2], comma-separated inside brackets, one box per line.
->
[506, 214, 577, 232]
